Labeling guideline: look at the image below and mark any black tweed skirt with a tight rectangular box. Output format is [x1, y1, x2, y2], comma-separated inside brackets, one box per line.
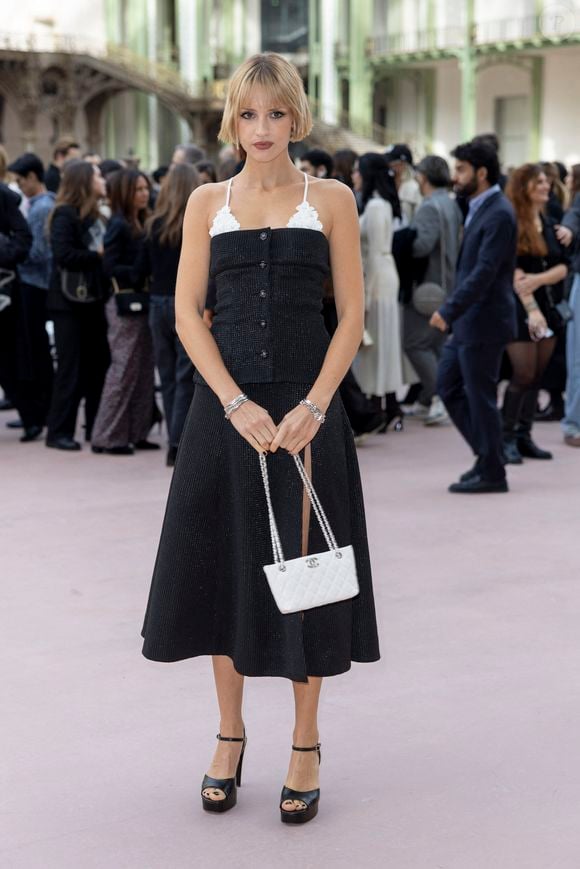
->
[141, 383, 380, 682]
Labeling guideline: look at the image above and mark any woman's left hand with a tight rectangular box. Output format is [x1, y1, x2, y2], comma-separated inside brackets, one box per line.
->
[269, 404, 323, 455]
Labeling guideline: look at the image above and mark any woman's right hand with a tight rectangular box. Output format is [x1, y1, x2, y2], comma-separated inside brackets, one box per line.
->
[227, 400, 278, 454]
[528, 308, 548, 341]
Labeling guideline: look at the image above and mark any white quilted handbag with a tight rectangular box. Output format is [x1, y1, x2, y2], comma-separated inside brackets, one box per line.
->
[260, 453, 359, 614]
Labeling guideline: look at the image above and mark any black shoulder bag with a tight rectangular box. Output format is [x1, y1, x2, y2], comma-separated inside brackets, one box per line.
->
[112, 277, 149, 316]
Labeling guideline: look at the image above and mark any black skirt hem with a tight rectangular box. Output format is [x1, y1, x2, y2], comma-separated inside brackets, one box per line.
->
[141, 636, 380, 682]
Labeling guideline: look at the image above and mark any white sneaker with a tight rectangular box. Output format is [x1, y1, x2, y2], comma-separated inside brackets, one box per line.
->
[426, 397, 449, 424]
[403, 401, 430, 419]
[424, 397, 449, 426]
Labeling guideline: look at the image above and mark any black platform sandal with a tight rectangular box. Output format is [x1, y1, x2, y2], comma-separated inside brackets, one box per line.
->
[201, 731, 247, 814]
[280, 743, 321, 825]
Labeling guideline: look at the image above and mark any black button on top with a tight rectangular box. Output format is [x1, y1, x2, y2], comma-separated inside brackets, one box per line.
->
[259, 260, 267, 269]
[259, 231, 268, 241]
[259, 320, 267, 328]
[259, 349, 268, 359]
[259, 290, 267, 298]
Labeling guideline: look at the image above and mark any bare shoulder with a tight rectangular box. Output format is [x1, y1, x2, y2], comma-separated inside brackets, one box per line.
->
[308, 176, 355, 205]
[187, 180, 228, 210]
[184, 181, 229, 233]
[307, 177, 358, 235]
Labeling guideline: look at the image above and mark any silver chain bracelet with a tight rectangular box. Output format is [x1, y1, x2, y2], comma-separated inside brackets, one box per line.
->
[300, 398, 326, 424]
[224, 393, 249, 419]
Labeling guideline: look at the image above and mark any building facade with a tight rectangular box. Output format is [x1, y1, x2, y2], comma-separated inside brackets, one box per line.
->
[309, 0, 580, 164]
[2, 1, 580, 168]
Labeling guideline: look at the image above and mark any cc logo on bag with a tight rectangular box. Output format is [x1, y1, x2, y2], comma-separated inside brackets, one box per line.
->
[306, 557, 319, 568]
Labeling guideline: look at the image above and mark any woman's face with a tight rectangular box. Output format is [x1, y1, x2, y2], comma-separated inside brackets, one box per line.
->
[351, 162, 362, 192]
[198, 170, 213, 185]
[134, 176, 150, 211]
[236, 86, 293, 162]
[529, 171, 550, 206]
[92, 165, 106, 199]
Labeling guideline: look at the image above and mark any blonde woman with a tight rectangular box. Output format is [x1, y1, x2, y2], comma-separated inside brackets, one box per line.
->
[141, 52, 380, 824]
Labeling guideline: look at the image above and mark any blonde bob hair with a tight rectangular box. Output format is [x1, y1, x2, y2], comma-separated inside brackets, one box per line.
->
[218, 52, 313, 146]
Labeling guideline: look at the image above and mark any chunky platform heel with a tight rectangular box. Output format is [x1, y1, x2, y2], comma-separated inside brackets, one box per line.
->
[201, 731, 247, 814]
[280, 743, 321, 825]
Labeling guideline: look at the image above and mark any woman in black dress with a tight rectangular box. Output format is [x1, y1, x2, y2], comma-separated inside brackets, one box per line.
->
[141, 52, 380, 824]
[503, 163, 569, 463]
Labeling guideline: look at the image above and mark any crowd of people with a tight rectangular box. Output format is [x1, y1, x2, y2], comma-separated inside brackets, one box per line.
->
[0, 131, 579, 483]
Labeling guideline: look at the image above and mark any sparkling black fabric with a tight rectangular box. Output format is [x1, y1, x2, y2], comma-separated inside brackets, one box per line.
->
[193, 228, 331, 385]
[141, 229, 380, 681]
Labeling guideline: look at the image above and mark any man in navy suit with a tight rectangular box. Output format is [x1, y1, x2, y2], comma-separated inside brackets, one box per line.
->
[430, 140, 517, 493]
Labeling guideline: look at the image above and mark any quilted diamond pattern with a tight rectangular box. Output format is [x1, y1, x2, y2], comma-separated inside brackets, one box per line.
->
[263, 545, 359, 614]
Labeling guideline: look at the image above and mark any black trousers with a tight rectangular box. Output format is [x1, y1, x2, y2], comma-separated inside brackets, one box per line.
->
[14, 283, 54, 428]
[149, 296, 195, 448]
[0, 305, 18, 404]
[46, 307, 110, 441]
[437, 337, 506, 482]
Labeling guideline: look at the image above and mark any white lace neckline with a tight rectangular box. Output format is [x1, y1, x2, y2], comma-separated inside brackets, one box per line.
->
[209, 172, 324, 237]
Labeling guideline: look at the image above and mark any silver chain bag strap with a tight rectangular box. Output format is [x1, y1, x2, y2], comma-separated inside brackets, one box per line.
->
[260, 453, 359, 614]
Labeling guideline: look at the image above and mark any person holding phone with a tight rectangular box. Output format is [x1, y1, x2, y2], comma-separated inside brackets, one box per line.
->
[502, 164, 569, 464]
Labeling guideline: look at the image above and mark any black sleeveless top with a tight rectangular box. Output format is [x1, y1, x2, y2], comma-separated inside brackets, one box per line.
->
[193, 227, 331, 386]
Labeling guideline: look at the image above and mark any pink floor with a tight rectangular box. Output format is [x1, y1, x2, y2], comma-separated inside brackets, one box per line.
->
[1, 410, 580, 868]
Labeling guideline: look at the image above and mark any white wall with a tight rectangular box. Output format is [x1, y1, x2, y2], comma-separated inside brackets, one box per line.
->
[541, 47, 580, 164]
[432, 61, 461, 156]
[475, 62, 531, 131]
[4, 0, 107, 49]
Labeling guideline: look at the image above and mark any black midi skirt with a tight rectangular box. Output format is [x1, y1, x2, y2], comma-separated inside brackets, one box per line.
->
[141, 383, 380, 682]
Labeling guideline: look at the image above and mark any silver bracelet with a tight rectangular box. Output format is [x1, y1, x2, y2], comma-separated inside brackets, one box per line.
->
[224, 393, 249, 419]
[300, 398, 326, 424]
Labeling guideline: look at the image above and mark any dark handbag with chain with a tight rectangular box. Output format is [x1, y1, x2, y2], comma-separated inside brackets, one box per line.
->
[60, 268, 102, 304]
[545, 284, 574, 329]
[0, 268, 16, 312]
[112, 277, 149, 316]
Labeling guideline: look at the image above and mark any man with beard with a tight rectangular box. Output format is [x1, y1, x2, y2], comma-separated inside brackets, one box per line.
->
[430, 140, 517, 493]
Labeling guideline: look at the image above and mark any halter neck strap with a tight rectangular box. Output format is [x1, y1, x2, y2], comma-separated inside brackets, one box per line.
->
[302, 171, 309, 203]
[226, 176, 234, 208]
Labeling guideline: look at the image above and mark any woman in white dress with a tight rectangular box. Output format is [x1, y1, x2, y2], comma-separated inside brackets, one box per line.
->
[352, 153, 404, 424]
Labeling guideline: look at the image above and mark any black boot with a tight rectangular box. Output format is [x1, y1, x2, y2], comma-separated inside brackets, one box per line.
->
[517, 389, 553, 459]
[501, 387, 525, 465]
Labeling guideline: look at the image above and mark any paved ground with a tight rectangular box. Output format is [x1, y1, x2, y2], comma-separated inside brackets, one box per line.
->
[1, 408, 579, 869]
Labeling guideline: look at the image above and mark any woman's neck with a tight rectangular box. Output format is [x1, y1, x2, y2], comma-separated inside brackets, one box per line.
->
[236, 153, 302, 191]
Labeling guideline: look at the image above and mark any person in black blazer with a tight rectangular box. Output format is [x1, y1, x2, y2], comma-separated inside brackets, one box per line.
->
[430, 140, 517, 493]
[46, 161, 110, 450]
[0, 183, 33, 423]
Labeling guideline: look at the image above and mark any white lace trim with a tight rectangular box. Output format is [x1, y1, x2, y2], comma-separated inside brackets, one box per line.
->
[209, 204, 240, 237]
[286, 200, 324, 232]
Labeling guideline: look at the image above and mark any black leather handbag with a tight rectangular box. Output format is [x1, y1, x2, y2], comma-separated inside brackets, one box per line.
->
[60, 269, 102, 304]
[111, 277, 149, 316]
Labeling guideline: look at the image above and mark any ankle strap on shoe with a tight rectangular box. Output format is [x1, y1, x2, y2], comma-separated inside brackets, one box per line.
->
[216, 733, 245, 742]
[291, 743, 321, 752]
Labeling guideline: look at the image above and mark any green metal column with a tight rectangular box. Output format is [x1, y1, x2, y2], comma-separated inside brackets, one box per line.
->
[460, 0, 476, 139]
[308, 0, 320, 108]
[423, 68, 435, 153]
[530, 56, 543, 160]
[348, 0, 373, 135]
[196, 0, 212, 84]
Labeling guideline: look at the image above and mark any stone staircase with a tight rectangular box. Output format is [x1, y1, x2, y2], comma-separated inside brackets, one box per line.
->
[308, 118, 385, 155]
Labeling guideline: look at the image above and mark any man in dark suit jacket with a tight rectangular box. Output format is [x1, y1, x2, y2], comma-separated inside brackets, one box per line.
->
[430, 140, 517, 493]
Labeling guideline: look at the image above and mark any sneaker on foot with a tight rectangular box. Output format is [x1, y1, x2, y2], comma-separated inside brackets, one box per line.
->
[424, 397, 449, 426]
[403, 401, 430, 419]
